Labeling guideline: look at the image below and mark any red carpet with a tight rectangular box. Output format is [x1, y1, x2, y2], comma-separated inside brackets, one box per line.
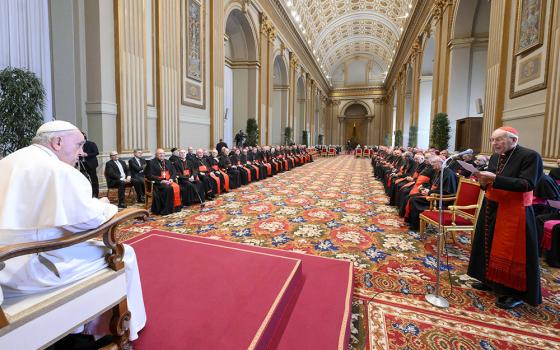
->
[128, 230, 353, 349]
[128, 232, 302, 349]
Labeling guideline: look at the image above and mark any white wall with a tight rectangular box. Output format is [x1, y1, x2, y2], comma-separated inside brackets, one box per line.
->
[418, 76, 433, 149]
[271, 90, 283, 145]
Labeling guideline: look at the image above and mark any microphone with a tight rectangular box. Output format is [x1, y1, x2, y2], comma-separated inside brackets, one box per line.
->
[451, 149, 473, 159]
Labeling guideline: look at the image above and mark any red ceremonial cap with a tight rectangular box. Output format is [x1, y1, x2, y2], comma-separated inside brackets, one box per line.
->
[499, 126, 519, 136]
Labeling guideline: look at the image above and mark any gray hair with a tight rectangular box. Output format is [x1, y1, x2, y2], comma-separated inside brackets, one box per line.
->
[32, 131, 68, 146]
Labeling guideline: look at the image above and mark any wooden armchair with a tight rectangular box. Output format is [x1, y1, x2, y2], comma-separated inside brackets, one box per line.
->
[144, 178, 154, 210]
[321, 148, 327, 157]
[419, 177, 484, 243]
[0, 208, 148, 350]
[355, 148, 362, 157]
[328, 147, 336, 157]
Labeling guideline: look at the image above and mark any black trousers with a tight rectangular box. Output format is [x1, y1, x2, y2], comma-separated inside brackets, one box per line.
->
[85, 165, 99, 197]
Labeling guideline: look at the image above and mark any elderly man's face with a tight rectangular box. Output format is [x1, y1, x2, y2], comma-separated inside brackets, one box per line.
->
[196, 149, 204, 158]
[188, 147, 194, 154]
[110, 152, 119, 161]
[430, 159, 443, 170]
[52, 130, 85, 166]
[179, 150, 187, 159]
[490, 129, 516, 155]
[134, 150, 143, 158]
[156, 149, 166, 160]
[414, 155, 424, 163]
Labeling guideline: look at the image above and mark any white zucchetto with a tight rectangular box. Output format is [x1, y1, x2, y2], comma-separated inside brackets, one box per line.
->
[36, 120, 79, 135]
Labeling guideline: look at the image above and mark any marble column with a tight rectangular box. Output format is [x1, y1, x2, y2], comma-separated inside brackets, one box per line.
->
[542, 0, 560, 159]
[84, 0, 117, 154]
[481, 0, 511, 153]
[209, 0, 225, 147]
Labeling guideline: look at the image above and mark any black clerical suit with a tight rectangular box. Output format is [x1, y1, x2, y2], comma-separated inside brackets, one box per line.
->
[128, 156, 146, 201]
[174, 158, 206, 205]
[104, 159, 143, 206]
[468, 145, 543, 306]
[82, 139, 100, 197]
[146, 158, 181, 215]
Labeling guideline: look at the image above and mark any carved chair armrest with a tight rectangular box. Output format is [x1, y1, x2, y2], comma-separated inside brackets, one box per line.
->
[448, 204, 479, 211]
[0, 208, 148, 271]
[426, 195, 456, 210]
[447, 205, 478, 225]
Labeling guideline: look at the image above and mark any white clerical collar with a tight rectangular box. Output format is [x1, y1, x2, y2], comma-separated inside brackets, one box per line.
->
[32, 144, 58, 159]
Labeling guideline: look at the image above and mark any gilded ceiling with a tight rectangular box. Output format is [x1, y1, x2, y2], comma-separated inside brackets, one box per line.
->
[283, 0, 415, 84]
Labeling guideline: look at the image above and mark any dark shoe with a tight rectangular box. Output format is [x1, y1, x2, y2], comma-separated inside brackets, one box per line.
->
[496, 296, 523, 309]
[472, 282, 492, 291]
[118, 203, 127, 209]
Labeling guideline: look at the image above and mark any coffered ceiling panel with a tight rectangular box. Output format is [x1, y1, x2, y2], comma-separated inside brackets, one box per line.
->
[283, 0, 416, 85]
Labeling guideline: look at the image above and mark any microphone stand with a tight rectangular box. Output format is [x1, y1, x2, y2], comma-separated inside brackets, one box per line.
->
[425, 155, 454, 309]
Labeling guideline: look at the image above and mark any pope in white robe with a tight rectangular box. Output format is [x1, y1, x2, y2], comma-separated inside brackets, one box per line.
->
[0, 121, 146, 341]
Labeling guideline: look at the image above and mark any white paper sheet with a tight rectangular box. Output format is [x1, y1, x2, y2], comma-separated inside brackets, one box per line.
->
[456, 160, 479, 174]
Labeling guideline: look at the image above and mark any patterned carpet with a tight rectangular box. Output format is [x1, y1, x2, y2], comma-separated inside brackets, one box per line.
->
[116, 155, 560, 349]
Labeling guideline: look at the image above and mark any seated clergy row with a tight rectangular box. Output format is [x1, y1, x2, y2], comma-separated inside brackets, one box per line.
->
[372, 146, 489, 230]
[105, 145, 313, 215]
[371, 127, 557, 310]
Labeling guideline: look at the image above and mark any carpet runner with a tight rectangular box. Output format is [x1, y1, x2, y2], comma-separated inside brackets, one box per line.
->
[127, 230, 353, 349]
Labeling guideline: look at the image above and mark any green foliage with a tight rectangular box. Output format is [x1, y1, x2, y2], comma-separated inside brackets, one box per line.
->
[318, 134, 324, 145]
[283, 126, 293, 145]
[408, 125, 418, 147]
[245, 118, 259, 146]
[383, 131, 390, 146]
[430, 112, 450, 150]
[394, 129, 403, 147]
[302, 130, 308, 147]
[0, 67, 45, 156]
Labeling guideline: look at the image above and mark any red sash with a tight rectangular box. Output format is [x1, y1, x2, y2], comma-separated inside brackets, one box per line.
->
[199, 165, 208, 172]
[183, 169, 191, 176]
[410, 175, 430, 195]
[209, 173, 221, 194]
[171, 182, 181, 207]
[238, 162, 251, 182]
[251, 164, 260, 179]
[485, 186, 532, 291]
[160, 170, 181, 207]
[219, 170, 230, 191]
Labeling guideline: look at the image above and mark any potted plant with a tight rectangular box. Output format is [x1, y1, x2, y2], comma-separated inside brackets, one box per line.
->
[383, 131, 390, 146]
[283, 126, 293, 145]
[394, 129, 403, 147]
[430, 113, 450, 150]
[408, 125, 418, 147]
[0, 67, 45, 156]
[302, 130, 308, 147]
[245, 118, 259, 146]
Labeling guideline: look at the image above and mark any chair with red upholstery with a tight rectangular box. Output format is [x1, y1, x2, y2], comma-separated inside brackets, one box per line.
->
[363, 148, 370, 158]
[328, 147, 336, 157]
[419, 177, 484, 243]
[321, 147, 327, 157]
[355, 148, 362, 158]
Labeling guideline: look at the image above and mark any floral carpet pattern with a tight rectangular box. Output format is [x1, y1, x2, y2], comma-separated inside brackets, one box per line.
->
[117, 155, 560, 349]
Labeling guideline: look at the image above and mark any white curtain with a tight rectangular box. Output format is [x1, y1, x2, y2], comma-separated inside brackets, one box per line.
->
[0, 0, 53, 121]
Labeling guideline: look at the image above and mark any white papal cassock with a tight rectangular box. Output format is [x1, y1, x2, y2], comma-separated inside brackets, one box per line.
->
[0, 144, 146, 340]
